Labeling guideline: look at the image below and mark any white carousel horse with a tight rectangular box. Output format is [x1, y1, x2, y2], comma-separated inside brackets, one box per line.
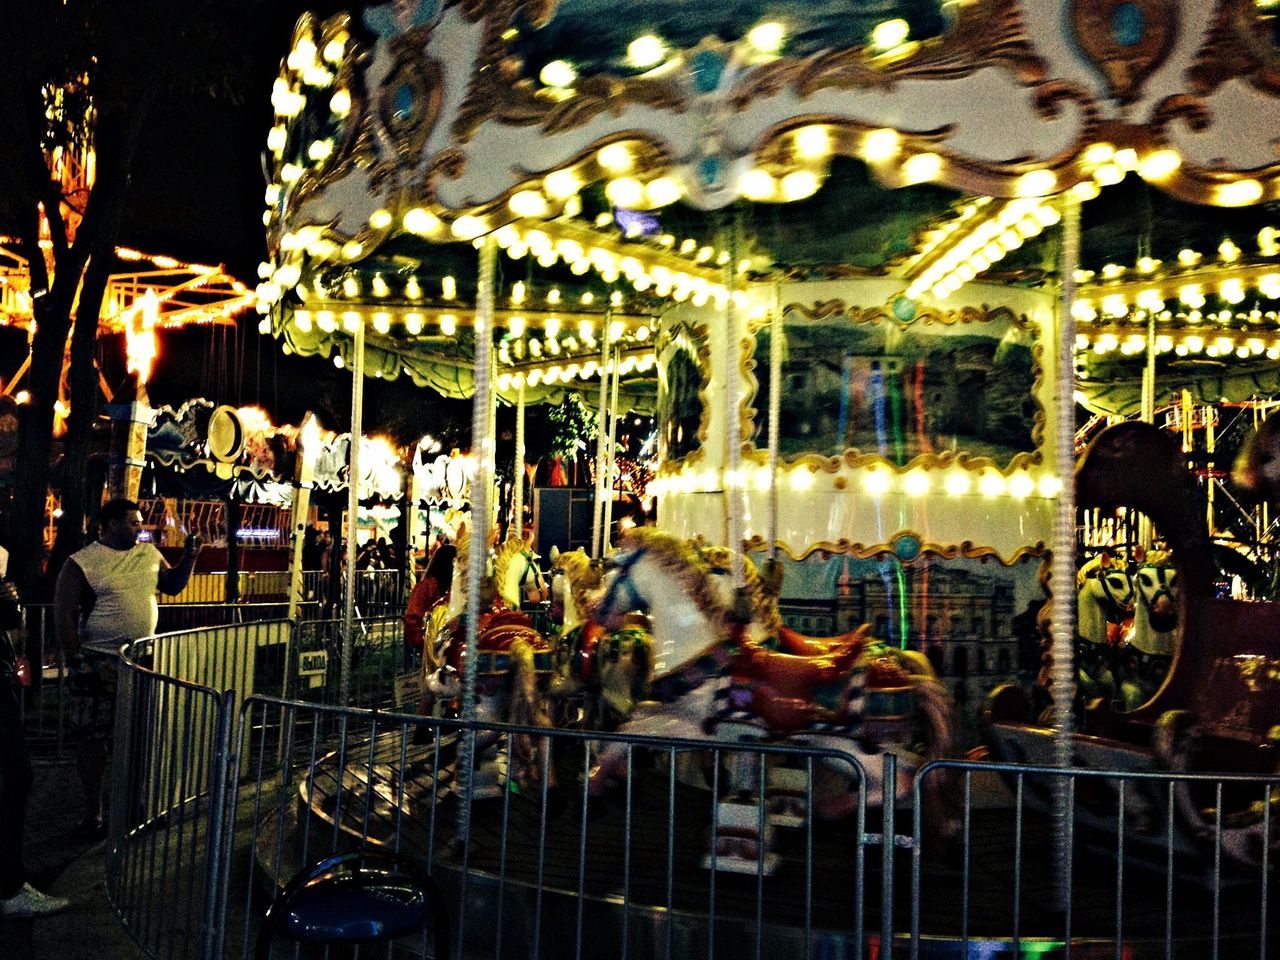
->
[1119, 550, 1177, 709]
[1075, 552, 1134, 704]
[590, 528, 953, 814]
[424, 532, 554, 791]
[546, 548, 653, 728]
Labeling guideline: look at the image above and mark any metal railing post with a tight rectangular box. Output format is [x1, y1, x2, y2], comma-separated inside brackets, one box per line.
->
[200, 689, 235, 960]
[881, 751, 896, 960]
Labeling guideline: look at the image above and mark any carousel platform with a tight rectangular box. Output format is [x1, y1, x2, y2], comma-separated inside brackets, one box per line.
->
[252, 731, 1276, 959]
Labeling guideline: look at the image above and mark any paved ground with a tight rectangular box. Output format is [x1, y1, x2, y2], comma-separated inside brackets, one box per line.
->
[0, 758, 144, 960]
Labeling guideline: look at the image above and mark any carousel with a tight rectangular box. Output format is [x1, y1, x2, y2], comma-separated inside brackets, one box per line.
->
[251, 0, 1280, 953]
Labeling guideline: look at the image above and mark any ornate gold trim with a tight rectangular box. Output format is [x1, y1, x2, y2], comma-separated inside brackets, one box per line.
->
[743, 531, 1049, 568]
[741, 300, 1046, 475]
[655, 319, 711, 469]
[1072, 0, 1180, 104]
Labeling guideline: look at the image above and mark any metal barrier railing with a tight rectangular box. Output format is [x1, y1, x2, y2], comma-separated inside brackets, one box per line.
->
[104, 619, 1280, 960]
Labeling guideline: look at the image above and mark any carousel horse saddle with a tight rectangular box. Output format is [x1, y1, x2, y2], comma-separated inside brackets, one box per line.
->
[727, 636, 867, 733]
[772, 624, 869, 658]
[443, 609, 553, 676]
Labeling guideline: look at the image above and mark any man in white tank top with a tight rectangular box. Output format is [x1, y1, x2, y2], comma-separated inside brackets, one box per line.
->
[54, 499, 201, 833]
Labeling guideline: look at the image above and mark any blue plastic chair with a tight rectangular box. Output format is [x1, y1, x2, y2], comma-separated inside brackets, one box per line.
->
[255, 851, 449, 959]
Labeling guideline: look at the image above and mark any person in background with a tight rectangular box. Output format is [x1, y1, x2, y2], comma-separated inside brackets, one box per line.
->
[403, 543, 456, 669]
[54, 499, 202, 835]
[1, 574, 70, 917]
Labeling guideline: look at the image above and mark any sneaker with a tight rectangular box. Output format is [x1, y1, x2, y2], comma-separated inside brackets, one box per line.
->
[0, 882, 71, 918]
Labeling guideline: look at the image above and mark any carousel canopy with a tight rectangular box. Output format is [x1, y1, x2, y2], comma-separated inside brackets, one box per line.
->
[256, 0, 1280, 416]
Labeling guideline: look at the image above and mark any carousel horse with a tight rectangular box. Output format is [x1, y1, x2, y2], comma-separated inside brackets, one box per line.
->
[546, 548, 653, 729]
[1075, 552, 1134, 705]
[423, 532, 554, 791]
[1119, 550, 1177, 710]
[589, 528, 953, 816]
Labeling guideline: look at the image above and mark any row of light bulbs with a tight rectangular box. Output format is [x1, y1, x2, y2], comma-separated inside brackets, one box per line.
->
[906, 198, 1062, 300]
[1076, 329, 1280, 360]
[1072, 272, 1280, 321]
[494, 353, 657, 391]
[1074, 231, 1275, 285]
[648, 465, 1063, 499]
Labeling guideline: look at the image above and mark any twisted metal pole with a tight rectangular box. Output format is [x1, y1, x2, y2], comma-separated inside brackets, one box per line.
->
[724, 222, 745, 590]
[1051, 196, 1081, 900]
[340, 318, 364, 707]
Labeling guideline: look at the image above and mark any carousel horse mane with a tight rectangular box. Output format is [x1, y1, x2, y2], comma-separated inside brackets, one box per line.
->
[611, 527, 730, 632]
[696, 544, 785, 638]
[493, 535, 534, 596]
[553, 549, 601, 615]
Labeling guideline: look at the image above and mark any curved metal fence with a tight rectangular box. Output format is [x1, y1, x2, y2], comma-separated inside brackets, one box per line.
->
[104, 620, 1280, 960]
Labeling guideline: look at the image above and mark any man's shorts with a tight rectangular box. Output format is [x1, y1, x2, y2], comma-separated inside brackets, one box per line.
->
[68, 649, 119, 744]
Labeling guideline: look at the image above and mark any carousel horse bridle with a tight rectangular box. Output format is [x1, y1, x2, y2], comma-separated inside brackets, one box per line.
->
[599, 547, 648, 618]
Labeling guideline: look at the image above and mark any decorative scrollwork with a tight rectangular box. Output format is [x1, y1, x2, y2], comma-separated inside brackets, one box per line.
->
[1185, 0, 1280, 99]
[1071, 0, 1180, 104]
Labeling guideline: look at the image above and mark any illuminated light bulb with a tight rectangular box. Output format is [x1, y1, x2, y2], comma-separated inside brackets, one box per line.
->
[871, 18, 910, 50]
[645, 176, 682, 207]
[609, 318, 625, 342]
[861, 128, 900, 163]
[1139, 148, 1181, 181]
[1136, 290, 1164, 312]
[610, 290, 624, 307]
[1096, 333, 1119, 352]
[512, 281, 526, 305]
[372, 312, 391, 334]
[1039, 476, 1063, 498]
[789, 468, 815, 492]
[1221, 278, 1246, 303]
[1216, 335, 1235, 353]
[780, 169, 819, 201]
[404, 313, 424, 335]
[508, 242, 529, 260]
[747, 20, 786, 54]
[903, 471, 930, 497]
[627, 34, 666, 69]
[1259, 273, 1280, 298]
[1219, 237, 1241, 262]
[1008, 473, 1035, 498]
[281, 163, 303, 183]
[527, 369, 542, 386]
[902, 152, 943, 184]
[1175, 343, 1188, 357]
[544, 288, 561, 308]
[341, 240, 363, 259]
[598, 143, 632, 176]
[306, 138, 334, 162]
[944, 471, 971, 496]
[1093, 163, 1124, 186]
[342, 275, 360, 298]
[341, 311, 360, 332]
[580, 292, 594, 306]
[794, 125, 830, 160]
[1100, 263, 1125, 280]
[635, 324, 650, 341]
[1083, 142, 1115, 165]
[605, 177, 644, 207]
[323, 36, 345, 63]
[371, 274, 390, 297]
[293, 310, 313, 332]
[1259, 226, 1280, 255]
[496, 372, 512, 391]
[273, 262, 301, 288]
[1185, 335, 1204, 353]
[539, 59, 576, 88]
[264, 183, 281, 206]
[578, 319, 594, 340]
[333, 353, 344, 368]
[1114, 148, 1138, 171]
[1237, 345, 1252, 359]
[1217, 179, 1264, 207]
[327, 89, 351, 119]
[1177, 248, 1201, 267]
[316, 310, 336, 332]
[1071, 301, 1097, 322]
[302, 64, 332, 87]
[509, 190, 550, 218]
[1187, 309, 1203, 323]
[863, 469, 892, 496]
[1136, 256, 1160, 274]
[509, 315, 525, 336]
[544, 168, 581, 200]
[1179, 285, 1205, 308]
[439, 313, 457, 336]
[1248, 337, 1266, 354]
[1036, 205, 1063, 227]
[979, 472, 1006, 497]
[1072, 180, 1102, 201]
[442, 276, 457, 299]
[1016, 169, 1056, 197]
[1074, 333, 1090, 351]
[450, 215, 488, 240]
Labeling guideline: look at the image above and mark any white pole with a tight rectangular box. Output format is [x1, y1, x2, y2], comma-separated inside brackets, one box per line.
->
[767, 280, 783, 562]
[591, 313, 612, 559]
[606, 343, 622, 544]
[724, 225, 744, 590]
[1051, 197, 1081, 900]
[456, 236, 496, 838]
[513, 378, 525, 539]
[341, 319, 365, 706]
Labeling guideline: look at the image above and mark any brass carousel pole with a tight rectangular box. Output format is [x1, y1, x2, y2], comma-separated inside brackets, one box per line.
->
[723, 219, 745, 592]
[590, 310, 612, 559]
[1051, 196, 1082, 901]
[457, 235, 497, 834]
[513, 378, 525, 538]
